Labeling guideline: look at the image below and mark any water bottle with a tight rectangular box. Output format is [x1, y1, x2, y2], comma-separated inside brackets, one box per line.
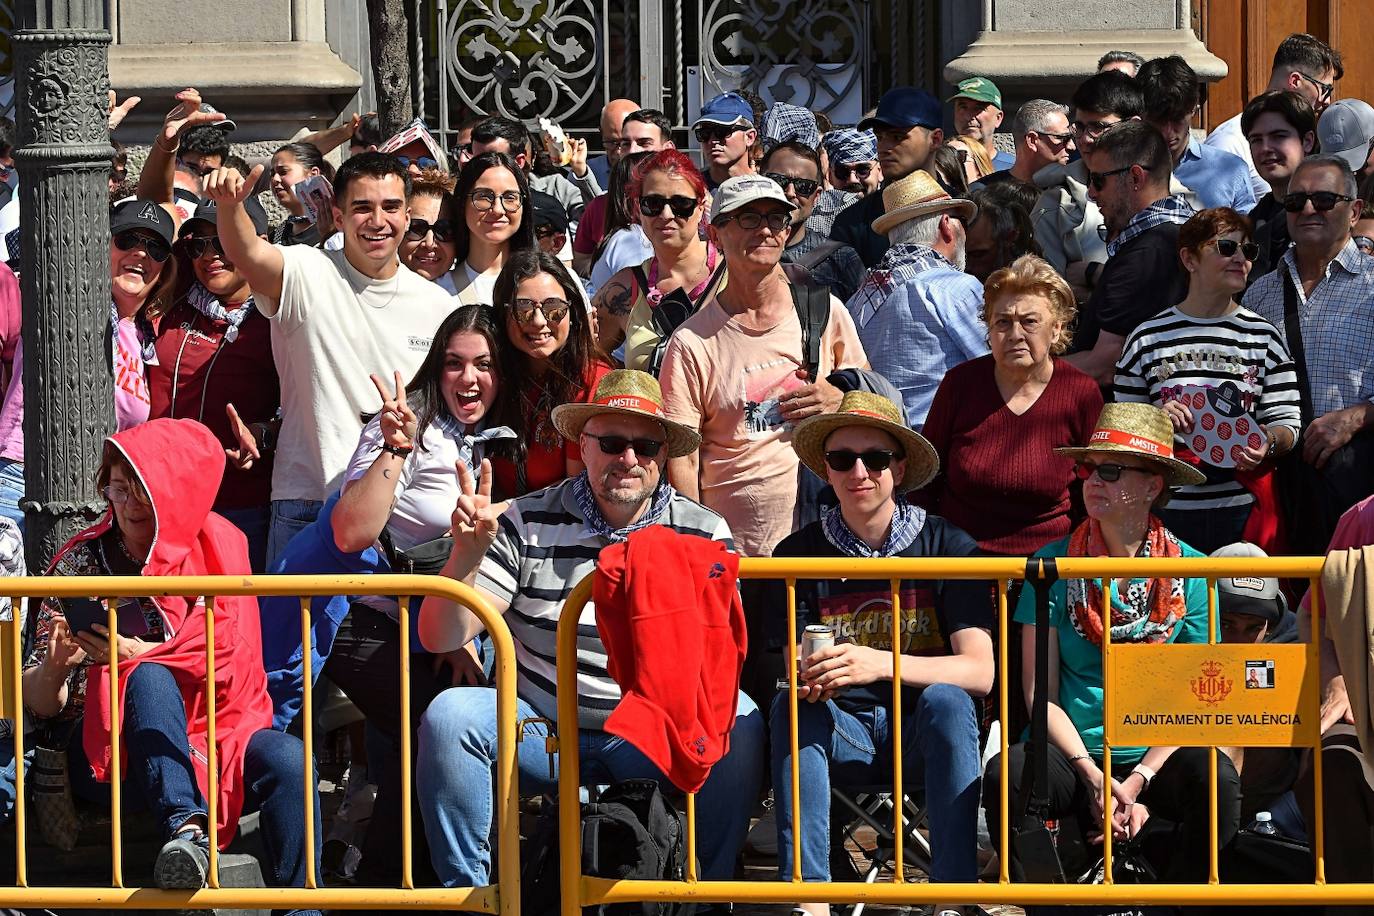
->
[1250, 810, 1278, 836]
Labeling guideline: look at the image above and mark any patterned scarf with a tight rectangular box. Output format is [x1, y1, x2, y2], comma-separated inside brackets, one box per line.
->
[1105, 195, 1195, 258]
[109, 301, 158, 363]
[185, 282, 255, 343]
[846, 243, 953, 328]
[572, 471, 674, 543]
[821, 497, 927, 559]
[1065, 515, 1187, 647]
[432, 411, 516, 470]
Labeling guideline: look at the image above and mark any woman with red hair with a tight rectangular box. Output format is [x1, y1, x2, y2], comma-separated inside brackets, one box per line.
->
[591, 148, 723, 373]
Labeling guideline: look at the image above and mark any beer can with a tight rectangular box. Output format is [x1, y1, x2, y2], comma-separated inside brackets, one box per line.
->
[800, 624, 835, 673]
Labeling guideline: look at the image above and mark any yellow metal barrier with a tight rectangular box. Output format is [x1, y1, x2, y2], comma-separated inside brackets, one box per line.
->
[0, 573, 520, 913]
[554, 555, 1374, 909]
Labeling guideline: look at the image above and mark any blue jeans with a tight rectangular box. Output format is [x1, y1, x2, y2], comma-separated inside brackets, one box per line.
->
[68, 663, 322, 903]
[0, 457, 23, 532]
[0, 732, 29, 823]
[266, 498, 324, 569]
[221, 505, 272, 574]
[416, 686, 764, 888]
[769, 683, 982, 883]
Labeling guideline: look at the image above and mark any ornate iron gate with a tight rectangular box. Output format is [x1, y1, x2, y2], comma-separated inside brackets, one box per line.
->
[413, 0, 933, 152]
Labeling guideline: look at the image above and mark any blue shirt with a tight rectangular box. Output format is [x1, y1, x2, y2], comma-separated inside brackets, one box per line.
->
[845, 244, 989, 427]
[1174, 137, 1257, 212]
[992, 149, 1015, 171]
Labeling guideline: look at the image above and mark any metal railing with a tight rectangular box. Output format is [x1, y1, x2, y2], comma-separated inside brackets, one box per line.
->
[553, 555, 1373, 910]
[0, 573, 520, 913]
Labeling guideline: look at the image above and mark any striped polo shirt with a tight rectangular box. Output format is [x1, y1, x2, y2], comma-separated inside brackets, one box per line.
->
[477, 477, 734, 729]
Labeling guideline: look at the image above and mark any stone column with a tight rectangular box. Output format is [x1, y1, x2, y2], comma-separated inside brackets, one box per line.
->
[14, 0, 115, 571]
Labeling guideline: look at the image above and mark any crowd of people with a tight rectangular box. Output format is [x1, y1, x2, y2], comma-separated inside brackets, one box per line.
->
[0, 29, 1372, 916]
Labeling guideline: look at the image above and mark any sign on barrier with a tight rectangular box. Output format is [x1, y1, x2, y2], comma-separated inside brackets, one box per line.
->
[1107, 643, 1316, 747]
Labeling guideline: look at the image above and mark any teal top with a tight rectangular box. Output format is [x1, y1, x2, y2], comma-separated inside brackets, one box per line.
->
[1014, 534, 1213, 766]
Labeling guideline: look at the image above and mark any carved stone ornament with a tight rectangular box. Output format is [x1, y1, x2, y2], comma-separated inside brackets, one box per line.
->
[14, 34, 110, 148]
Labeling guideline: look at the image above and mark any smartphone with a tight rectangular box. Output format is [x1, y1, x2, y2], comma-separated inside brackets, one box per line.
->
[292, 175, 334, 223]
[59, 596, 151, 639]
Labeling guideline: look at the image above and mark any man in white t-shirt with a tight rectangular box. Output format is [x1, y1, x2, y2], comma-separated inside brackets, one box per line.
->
[204, 152, 455, 564]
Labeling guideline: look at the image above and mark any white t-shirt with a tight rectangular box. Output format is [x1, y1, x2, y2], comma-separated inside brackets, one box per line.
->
[259, 246, 454, 501]
[588, 226, 653, 296]
[1204, 114, 1269, 202]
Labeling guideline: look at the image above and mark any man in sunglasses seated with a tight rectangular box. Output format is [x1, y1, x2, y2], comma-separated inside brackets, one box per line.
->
[415, 369, 763, 909]
[1064, 120, 1194, 389]
[765, 140, 866, 304]
[767, 391, 994, 916]
[1243, 155, 1374, 554]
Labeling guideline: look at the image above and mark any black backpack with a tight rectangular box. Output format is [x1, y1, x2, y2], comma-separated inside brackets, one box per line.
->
[521, 778, 697, 916]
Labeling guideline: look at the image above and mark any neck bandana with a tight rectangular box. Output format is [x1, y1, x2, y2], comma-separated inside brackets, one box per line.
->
[1065, 515, 1187, 646]
[109, 301, 158, 363]
[185, 282, 255, 343]
[821, 497, 927, 558]
[433, 411, 517, 471]
[572, 471, 674, 543]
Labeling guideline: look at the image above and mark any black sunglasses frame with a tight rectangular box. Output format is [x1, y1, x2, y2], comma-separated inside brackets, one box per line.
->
[113, 230, 172, 263]
[181, 234, 226, 260]
[1074, 461, 1154, 483]
[406, 218, 457, 242]
[1282, 191, 1355, 213]
[639, 194, 699, 219]
[1207, 237, 1260, 261]
[764, 173, 821, 197]
[583, 433, 665, 459]
[824, 449, 899, 473]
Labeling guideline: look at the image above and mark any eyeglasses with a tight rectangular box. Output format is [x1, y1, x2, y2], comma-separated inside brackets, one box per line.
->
[1355, 235, 1374, 254]
[101, 484, 148, 505]
[694, 124, 745, 144]
[720, 209, 792, 232]
[1072, 119, 1119, 139]
[451, 143, 472, 158]
[1074, 461, 1155, 483]
[1283, 191, 1354, 213]
[1086, 164, 1147, 191]
[1035, 130, 1076, 146]
[113, 230, 172, 263]
[395, 155, 439, 170]
[511, 296, 570, 324]
[1295, 71, 1335, 102]
[181, 234, 225, 259]
[764, 173, 821, 197]
[639, 193, 699, 219]
[582, 433, 664, 459]
[469, 189, 523, 212]
[833, 162, 873, 182]
[405, 218, 456, 242]
[824, 449, 900, 473]
[1205, 237, 1260, 261]
[535, 224, 559, 239]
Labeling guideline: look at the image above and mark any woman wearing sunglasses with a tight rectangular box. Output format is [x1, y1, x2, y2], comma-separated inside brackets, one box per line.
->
[445, 152, 535, 305]
[399, 168, 459, 284]
[146, 196, 279, 571]
[109, 199, 180, 431]
[490, 249, 612, 496]
[983, 402, 1241, 886]
[1114, 208, 1301, 553]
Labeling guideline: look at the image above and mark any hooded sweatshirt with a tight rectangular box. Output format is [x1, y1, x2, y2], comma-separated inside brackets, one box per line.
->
[54, 418, 272, 845]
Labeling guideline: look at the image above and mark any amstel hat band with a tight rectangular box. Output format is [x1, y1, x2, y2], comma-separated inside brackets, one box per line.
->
[595, 394, 663, 416]
[1088, 429, 1170, 457]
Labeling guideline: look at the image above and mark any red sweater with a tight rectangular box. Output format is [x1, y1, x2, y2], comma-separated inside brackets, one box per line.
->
[913, 355, 1103, 556]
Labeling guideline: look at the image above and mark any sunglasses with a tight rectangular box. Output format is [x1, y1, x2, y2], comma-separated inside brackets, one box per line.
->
[721, 209, 792, 232]
[1074, 461, 1155, 483]
[511, 296, 570, 324]
[1282, 191, 1354, 213]
[1072, 119, 1119, 139]
[469, 189, 523, 212]
[1086, 164, 1148, 191]
[583, 433, 664, 459]
[1205, 237, 1259, 261]
[1035, 130, 1076, 145]
[405, 218, 456, 242]
[181, 234, 225, 259]
[1355, 235, 1374, 254]
[694, 124, 744, 144]
[764, 173, 821, 197]
[395, 155, 439, 170]
[639, 194, 698, 219]
[451, 143, 473, 158]
[113, 230, 172, 263]
[833, 162, 873, 182]
[1295, 70, 1335, 102]
[824, 449, 900, 473]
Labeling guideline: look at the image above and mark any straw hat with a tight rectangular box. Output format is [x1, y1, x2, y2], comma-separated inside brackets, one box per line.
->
[1054, 403, 1207, 488]
[871, 169, 976, 236]
[550, 369, 701, 459]
[792, 391, 939, 493]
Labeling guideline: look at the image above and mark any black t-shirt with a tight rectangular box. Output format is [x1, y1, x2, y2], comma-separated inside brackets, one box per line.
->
[828, 192, 889, 269]
[764, 514, 994, 713]
[1072, 222, 1186, 353]
[1249, 193, 1289, 285]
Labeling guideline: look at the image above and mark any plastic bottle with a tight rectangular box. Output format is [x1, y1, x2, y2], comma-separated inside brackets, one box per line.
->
[1251, 810, 1278, 836]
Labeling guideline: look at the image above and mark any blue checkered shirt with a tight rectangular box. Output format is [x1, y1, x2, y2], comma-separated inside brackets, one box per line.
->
[1242, 239, 1374, 418]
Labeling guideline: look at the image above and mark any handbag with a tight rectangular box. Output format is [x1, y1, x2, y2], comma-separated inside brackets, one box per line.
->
[377, 528, 453, 577]
[29, 743, 80, 851]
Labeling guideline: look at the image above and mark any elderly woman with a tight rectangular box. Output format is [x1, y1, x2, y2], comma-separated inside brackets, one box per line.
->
[1115, 207, 1301, 554]
[916, 255, 1102, 556]
[22, 419, 318, 900]
[982, 402, 1240, 884]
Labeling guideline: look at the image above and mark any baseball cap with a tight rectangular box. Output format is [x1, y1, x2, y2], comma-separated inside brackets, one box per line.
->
[1317, 99, 1374, 173]
[531, 189, 569, 233]
[709, 173, 797, 224]
[694, 92, 755, 129]
[110, 199, 175, 246]
[198, 103, 237, 132]
[182, 195, 269, 237]
[858, 87, 942, 133]
[1211, 542, 1287, 625]
[947, 76, 1004, 110]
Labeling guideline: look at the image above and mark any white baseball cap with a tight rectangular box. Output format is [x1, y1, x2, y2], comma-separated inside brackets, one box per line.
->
[708, 173, 796, 224]
[1317, 99, 1374, 173]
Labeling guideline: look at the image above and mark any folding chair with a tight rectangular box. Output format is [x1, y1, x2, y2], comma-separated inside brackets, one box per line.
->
[829, 786, 931, 916]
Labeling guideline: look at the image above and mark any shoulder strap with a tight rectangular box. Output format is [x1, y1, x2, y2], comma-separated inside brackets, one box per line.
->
[629, 263, 650, 301]
[1022, 557, 1059, 820]
[789, 281, 831, 382]
[1280, 267, 1316, 428]
[795, 239, 844, 272]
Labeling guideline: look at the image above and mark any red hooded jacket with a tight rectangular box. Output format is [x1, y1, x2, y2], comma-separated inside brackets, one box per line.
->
[594, 526, 746, 793]
[54, 418, 272, 845]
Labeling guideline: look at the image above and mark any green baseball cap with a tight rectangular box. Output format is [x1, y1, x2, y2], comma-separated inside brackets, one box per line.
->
[948, 76, 1003, 110]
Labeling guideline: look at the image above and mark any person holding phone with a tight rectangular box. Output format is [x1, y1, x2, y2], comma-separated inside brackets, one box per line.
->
[21, 419, 320, 902]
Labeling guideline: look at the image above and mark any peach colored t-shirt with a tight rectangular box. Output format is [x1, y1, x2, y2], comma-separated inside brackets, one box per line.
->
[660, 291, 867, 558]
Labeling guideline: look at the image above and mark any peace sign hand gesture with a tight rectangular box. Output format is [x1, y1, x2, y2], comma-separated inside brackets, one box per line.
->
[451, 459, 501, 559]
[370, 371, 417, 450]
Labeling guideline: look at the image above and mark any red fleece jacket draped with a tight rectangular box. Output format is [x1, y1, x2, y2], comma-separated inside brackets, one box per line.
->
[594, 526, 746, 793]
[54, 418, 272, 846]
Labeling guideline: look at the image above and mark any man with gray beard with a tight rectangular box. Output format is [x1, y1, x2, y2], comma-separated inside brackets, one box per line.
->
[844, 169, 989, 429]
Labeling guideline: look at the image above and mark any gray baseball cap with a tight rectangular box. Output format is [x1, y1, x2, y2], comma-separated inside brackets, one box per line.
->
[1317, 99, 1374, 173]
[1211, 542, 1286, 624]
[708, 173, 796, 224]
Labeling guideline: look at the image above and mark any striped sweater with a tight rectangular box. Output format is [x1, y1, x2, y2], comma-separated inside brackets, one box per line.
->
[476, 478, 734, 728]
